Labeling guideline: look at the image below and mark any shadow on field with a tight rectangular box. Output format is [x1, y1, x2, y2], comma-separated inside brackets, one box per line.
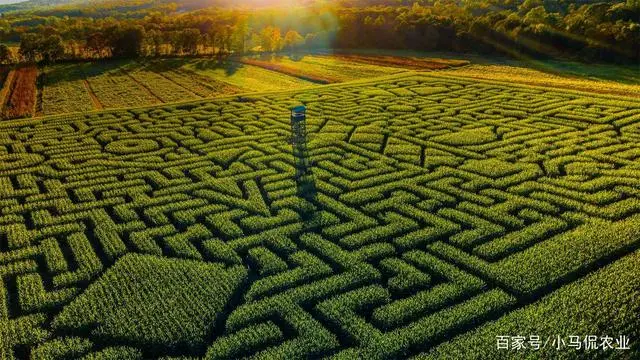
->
[296, 173, 317, 206]
[42, 59, 139, 86]
[42, 57, 249, 86]
[190, 59, 243, 76]
[247, 53, 308, 62]
[293, 135, 317, 221]
[289, 53, 306, 62]
[142, 58, 186, 73]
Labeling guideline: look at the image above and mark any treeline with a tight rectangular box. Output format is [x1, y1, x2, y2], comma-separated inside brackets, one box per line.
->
[335, 0, 640, 62]
[0, 0, 637, 65]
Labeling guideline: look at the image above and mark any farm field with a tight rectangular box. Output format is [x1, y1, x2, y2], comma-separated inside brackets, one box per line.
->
[143, 60, 244, 98]
[238, 54, 419, 83]
[81, 61, 163, 109]
[3, 53, 637, 120]
[0, 71, 639, 359]
[0, 55, 420, 118]
[181, 59, 317, 92]
[442, 64, 640, 98]
[1, 66, 37, 119]
[40, 64, 95, 116]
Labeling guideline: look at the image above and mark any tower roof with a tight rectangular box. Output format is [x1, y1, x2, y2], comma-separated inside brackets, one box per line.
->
[291, 105, 306, 113]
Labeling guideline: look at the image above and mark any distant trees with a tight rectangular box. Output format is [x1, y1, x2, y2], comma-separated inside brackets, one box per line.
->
[1, 0, 637, 64]
[18, 33, 66, 63]
[108, 26, 145, 58]
[40, 35, 65, 63]
[86, 32, 109, 58]
[260, 26, 282, 52]
[283, 30, 304, 51]
[18, 33, 39, 62]
[0, 44, 10, 64]
[175, 28, 200, 55]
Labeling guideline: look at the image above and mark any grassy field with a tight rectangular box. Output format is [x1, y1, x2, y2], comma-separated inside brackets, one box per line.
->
[40, 64, 95, 116]
[442, 64, 640, 98]
[0, 71, 638, 359]
[1, 53, 637, 119]
[0, 54, 469, 118]
[238, 54, 420, 83]
[327, 48, 640, 83]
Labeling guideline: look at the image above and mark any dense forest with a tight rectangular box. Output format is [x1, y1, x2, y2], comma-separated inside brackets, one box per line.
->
[0, 0, 638, 64]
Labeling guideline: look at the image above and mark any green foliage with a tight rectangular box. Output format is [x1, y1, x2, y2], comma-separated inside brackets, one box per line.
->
[411, 86, 449, 96]
[205, 322, 283, 360]
[53, 254, 247, 351]
[17, 273, 79, 313]
[421, 249, 640, 360]
[431, 128, 497, 146]
[244, 250, 332, 301]
[81, 347, 143, 360]
[379, 258, 430, 295]
[31, 337, 93, 360]
[0, 71, 639, 359]
[248, 247, 288, 276]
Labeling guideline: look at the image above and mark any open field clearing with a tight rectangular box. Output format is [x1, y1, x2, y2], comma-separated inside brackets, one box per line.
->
[4, 53, 636, 119]
[82, 62, 162, 109]
[0, 72, 638, 358]
[41, 65, 95, 116]
[238, 54, 412, 83]
[239, 58, 339, 84]
[327, 53, 469, 70]
[441, 64, 640, 98]
[144, 60, 244, 98]
[322, 49, 640, 92]
[2, 54, 414, 118]
[125, 65, 199, 103]
[182, 59, 316, 92]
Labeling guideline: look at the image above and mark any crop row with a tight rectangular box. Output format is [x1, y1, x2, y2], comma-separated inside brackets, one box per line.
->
[421, 248, 640, 359]
[41, 65, 95, 115]
[428, 212, 640, 297]
[240, 58, 338, 84]
[159, 68, 243, 97]
[126, 68, 197, 103]
[84, 68, 160, 109]
[2, 66, 37, 119]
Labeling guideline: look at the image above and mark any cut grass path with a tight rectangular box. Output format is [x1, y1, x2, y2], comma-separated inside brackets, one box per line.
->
[82, 79, 103, 110]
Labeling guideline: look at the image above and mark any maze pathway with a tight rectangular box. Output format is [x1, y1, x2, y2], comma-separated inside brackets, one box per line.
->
[0, 73, 639, 359]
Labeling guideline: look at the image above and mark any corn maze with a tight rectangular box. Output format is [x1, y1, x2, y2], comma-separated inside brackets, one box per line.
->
[0, 72, 639, 359]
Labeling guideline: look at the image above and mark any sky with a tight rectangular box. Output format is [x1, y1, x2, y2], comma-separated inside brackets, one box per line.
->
[0, 0, 28, 4]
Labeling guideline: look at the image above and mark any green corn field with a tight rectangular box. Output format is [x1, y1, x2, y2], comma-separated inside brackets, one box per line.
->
[0, 70, 639, 359]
